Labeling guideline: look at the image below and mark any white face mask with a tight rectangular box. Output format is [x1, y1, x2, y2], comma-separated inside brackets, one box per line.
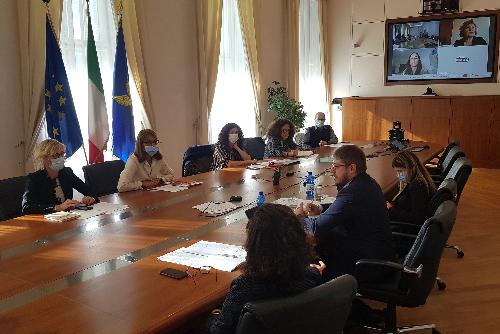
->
[228, 133, 239, 144]
[50, 156, 65, 171]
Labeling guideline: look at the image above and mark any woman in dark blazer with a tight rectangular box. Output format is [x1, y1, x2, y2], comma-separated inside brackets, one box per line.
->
[22, 139, 97, 214]
[209, 204, 325, 334]
[387, 151, 436, 225]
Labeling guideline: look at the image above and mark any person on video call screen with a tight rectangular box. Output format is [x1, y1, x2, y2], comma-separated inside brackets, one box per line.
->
[453, 19, 487, 46]
[401, 52, 429, 75]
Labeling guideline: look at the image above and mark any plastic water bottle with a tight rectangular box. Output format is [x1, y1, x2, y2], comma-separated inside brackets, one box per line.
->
[305, 171, 315, 199]
[256, 191, 266, 206]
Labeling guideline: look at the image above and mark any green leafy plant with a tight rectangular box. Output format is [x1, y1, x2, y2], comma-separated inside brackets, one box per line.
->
[267, 81, 306, 131]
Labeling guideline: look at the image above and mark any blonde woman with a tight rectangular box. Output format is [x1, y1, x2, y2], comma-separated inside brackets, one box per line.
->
[387, 150, 436, 225]
[22, 139, 97, 214]
[117, 129, 174, 192]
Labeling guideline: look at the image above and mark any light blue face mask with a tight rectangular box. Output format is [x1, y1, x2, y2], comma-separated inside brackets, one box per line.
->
[144, 145, 159, 156]
[315, 120, 325, 128]
[50, 156, 65, 171]
[397, 171, 407, 183]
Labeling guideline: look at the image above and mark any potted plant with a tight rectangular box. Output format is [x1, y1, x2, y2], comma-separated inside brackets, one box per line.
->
[267, 81, 306, 131]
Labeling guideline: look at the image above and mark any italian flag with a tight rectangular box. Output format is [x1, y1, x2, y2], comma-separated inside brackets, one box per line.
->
[87, 10, 109, 164]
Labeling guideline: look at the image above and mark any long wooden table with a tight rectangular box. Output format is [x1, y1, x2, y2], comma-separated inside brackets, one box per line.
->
[0, 141, 442, 333]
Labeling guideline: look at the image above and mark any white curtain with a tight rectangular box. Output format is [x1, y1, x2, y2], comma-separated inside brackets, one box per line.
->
[60, 0, 143, 170]
[299, 0, 328, 127]
[209, 0, 257, 143]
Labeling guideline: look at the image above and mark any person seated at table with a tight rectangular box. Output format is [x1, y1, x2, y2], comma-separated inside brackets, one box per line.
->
[22, 139, 97, 214]
[263, 119, 299, 158]
[211, 123, 255, 171]
[117, 129, 174, 192]
[295, 145, 394, 283]
[302, 112, 338, 149]
[209, 203, 325, 334]
[387, 150, 436, 225]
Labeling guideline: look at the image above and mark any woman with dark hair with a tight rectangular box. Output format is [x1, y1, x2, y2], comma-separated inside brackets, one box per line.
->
[117, 129, 174, 192]
[211, 123, 255, 171]
[209, 203, 325, 334]
[263, 119, 299, 158]
[453, 19, 487, 46]
[401, 52, 427, 75]
[387, 151, 436, 225]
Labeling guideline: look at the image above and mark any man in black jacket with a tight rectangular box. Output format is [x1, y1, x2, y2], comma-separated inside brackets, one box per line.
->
[295, 145, 395, 282]
[302, 112, 338, 149]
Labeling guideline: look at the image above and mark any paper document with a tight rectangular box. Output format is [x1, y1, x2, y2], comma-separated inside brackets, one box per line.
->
[273, 196, 336, 208]
[71, 202, 129, 220]
[44, 212, 80, 223]
[297, 150, 313, 157]
[158, 240, 247, 272]
[193, 201, 238, 216]
[151, 181, 203, 193]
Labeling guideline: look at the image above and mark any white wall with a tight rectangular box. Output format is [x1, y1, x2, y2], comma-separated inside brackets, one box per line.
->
[0, 0, 24, 179]
[329, 0, 500, 98]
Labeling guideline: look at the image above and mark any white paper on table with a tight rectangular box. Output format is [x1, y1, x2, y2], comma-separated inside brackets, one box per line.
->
[150, 181, 203, 193]
[44, 211, 80, 223]
[273, 196, 336, 208]
[193, 201, 238, 215]
[324, 143, 350, 148]
[297, 150, 313, 157]
[73, 202, 129, 220]
[157, 240, 246, 272]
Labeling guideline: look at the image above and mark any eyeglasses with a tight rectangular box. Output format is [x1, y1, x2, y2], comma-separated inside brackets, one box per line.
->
[332, 163, 346, 169]
[143, 139, 160, 145]
[185, 266, 217, 286]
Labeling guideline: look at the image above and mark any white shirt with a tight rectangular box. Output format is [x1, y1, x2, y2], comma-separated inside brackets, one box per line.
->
[117, 154, 174, 192]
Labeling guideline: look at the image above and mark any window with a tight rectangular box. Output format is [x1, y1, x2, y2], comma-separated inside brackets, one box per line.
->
[209, 0, 257, 143]
[299, 0, 328, 127]
[58, 0, 144, 170]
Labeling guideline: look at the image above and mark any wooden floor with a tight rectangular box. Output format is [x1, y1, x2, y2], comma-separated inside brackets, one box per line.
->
[393, 168, 500, 333]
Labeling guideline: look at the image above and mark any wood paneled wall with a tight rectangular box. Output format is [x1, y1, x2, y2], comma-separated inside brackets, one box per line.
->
[342, 96, 500, 168]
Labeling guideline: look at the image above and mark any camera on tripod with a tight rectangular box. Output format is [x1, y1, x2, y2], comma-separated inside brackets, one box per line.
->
[388, 121, 409, 150]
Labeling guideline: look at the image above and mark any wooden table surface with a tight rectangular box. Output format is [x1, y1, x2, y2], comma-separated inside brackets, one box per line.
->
[0, 141, 442, 333]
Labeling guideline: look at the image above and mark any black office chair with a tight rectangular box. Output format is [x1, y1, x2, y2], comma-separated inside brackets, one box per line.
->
[82, 160, 125, 197]
[443, 157, 472, 203]
[182, 144, 214, 177]
[356, 201, 457, 334]
[428, 146, 465, 184]
[235, 274, 357, 334]
[426, 139, 460, 170]
[0, 175, 27, 221]
[243, 137, 266, 160]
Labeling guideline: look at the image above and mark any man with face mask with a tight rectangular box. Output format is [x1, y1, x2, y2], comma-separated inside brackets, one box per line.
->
[22, 139, 98, 214]
[302, 112, 338, 150]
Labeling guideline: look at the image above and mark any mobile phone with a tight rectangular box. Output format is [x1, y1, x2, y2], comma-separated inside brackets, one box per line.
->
[160, 268, 188, 279]
[75, 204, 93, 210]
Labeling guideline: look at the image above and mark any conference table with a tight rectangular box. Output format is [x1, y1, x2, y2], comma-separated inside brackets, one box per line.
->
[0, 141, 442, 333]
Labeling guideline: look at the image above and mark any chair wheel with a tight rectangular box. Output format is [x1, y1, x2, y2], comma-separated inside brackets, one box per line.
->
[457, 250, 465, 258]
[437, 280, 446, 290]
[432, 328, 441, 334]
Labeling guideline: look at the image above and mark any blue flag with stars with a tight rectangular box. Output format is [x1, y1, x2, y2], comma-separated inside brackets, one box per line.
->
[112, 17, 135, 162]
[44, 15, 83, 158]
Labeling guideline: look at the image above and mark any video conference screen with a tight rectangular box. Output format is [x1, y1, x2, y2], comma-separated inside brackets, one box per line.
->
[387, 15, 497, 82]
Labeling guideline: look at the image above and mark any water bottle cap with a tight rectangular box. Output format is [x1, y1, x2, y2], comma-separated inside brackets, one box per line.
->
[259, 191, 264, 195]
[308, 171, 312, 175]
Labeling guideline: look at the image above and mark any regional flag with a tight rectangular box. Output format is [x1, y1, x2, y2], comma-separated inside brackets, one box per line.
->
[45, 15, 83, 158]
[112, 16, 135, 162]
[87, 6, 109, 163]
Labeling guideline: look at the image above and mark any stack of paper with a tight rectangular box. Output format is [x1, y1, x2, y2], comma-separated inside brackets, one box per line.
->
[297, 150, 314, 157]
[157, 240, 246, 272]
[151, 181, 203, 193]
[44, 211, 80, 223]
[273, 196, 336, 208]
[73, 202, 129, 220]
[193, 201, 238, 216]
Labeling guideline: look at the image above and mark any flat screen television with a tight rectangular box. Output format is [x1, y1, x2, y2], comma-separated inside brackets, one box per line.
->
[385, 11, 500, 85]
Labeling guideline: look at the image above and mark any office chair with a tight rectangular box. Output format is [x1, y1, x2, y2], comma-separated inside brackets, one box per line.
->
[235, 274, 357, 334]
[82, 160, 125, 197]
[243, 137, 266, 160]
[443, 157, 472, 203]
[182, 144, 214, 177]
[356, 201, 457, 334]
[0, 175, 27, 221]
[426, 139, 460, 170]
[428, 146, 465, 184]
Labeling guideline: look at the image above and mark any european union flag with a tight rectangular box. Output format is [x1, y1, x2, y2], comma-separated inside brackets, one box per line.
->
[112, 17, 135, 162]
[44, 15, 83, 158]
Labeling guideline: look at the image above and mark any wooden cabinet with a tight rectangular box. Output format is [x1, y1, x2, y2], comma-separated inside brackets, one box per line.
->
[342, 95, 500, 168]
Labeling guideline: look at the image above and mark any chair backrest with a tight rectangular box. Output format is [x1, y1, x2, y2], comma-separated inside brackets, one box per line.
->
[427, 178, 457, 216]
[235, 274, 357, 334]
[437, 139, 460, 167]
[0, 175, 27, 221]
[402, 200, 457, 307]
[182, 144, 214, 177]
[444, 157, 472, 202]
[243, 137, 266, 160]
[294, 132, 305, 148]
[440, 145, 465, 177]
[82, 160, 125, 197]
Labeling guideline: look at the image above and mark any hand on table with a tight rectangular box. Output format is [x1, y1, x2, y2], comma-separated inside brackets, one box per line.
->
[81, 196, 95, 205]
[310, 260, 326, 275]
[55, 199, 79, 212]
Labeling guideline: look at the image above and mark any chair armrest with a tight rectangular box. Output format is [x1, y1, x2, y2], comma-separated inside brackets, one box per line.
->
[390, 220, 420, 229]
[392, 231, 417, 240]
[356, 259, 423, 278]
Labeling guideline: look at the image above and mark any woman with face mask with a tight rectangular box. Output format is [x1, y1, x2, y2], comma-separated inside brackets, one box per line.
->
[263, 119, 299, 158]
[211, 123, 255, 171]
[22, 139, 98, 214]
[117, 129, 174, 192]
[386, 151, 436, 225]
